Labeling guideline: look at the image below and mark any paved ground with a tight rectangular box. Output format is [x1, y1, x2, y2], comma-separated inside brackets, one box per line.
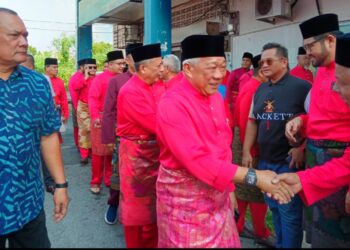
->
[44, 108, 309, 248]
[44, 118, 125, 248]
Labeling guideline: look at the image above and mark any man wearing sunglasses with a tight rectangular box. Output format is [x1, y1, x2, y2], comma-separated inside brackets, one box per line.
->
[71, 58, 97, 165]
[243, 43, 311, 248]
[88, 51, 124, 194]
[283, 14, 350, 248]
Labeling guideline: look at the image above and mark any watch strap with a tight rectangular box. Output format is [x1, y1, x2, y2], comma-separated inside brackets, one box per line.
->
[55, 181, 68, 188]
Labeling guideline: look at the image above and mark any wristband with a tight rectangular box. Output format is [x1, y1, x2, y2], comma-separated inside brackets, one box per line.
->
[55, 181, 68, 188]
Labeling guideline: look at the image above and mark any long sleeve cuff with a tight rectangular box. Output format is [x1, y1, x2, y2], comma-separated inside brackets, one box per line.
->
[297, 171, 339, 206]
[213, 163, 238, 192]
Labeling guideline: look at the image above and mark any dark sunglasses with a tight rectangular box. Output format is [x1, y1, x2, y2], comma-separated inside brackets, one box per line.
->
[87, 66, 97, 69]
[258, 58, 282, 67]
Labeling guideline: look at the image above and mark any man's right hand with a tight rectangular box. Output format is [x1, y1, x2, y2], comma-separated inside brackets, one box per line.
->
[256, 170, 295, 204]
[285, 117, 303, 145]
[270, 173, 302, 197]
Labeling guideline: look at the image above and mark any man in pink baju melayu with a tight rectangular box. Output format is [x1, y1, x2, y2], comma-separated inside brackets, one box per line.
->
[156, 35, 294, 248]
[116, 43, 165, 248]
[88, 50, 125, 194]
[275, 14, 350, 248]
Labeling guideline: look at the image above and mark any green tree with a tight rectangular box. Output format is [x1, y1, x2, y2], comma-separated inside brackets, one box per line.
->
[92, 42, 113, 71]
[30, 36, 114, 86]
[28, 45, 38, 56]
[51, 34, 76, 86]
[30, 48, 51, 75]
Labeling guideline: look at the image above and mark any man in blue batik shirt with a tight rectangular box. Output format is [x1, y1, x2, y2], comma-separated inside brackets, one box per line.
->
[0, 8, 69, 248]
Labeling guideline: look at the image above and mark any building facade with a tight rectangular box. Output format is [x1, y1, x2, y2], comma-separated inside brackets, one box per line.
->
[77, 0, 350, 69]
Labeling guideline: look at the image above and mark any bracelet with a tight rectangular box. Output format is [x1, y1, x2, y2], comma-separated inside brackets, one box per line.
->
[55, 181, 68, 188]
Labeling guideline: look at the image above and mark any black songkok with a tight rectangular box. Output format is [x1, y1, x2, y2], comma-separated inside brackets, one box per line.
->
[130, 43, 161, 63]
[181, 35, 225, 61]
[107, 50, 124, 62]
[252, 54, 261, 69]
[125, 43, 143, 55]
[299, 13, 339, 39]
[242, 52, 253, 60]
[78, 59, 86, 66]
[298, 47, 306, 55]
[85, 58, 96, 64]
[44, 58, 58, 66]
[336, 33, 350, 68]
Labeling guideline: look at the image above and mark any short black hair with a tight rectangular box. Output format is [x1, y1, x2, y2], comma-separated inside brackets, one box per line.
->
[0, 8, 18, 15]
[262, 42, 288, 59]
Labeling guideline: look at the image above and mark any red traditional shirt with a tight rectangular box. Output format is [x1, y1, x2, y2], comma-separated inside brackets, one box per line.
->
[165, 71, 183, 90]
[68, 71, 84, 109]
[306, 61, 350, 141]
[233, 77, 261, 157]
[156, 77, 238, 192]
[117, 74, 164, 139]
[290, 65, 313, 84]
[77, 76, 94, 103]
[50, 76, 69, 119]
[88, 70, 116, 120]
[238, 69, 253, 91]
[296, 61, 350, 205]
[226, 67, 250, 119]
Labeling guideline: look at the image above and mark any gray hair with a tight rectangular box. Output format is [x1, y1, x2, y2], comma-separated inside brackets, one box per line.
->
[134, 58, 153, 72]
[0, 8, 18, 15]
[163, 54, 180, 73]
[182, 58, 200, 67]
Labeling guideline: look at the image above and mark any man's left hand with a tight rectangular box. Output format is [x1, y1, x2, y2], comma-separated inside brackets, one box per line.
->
[288, 147, 304, 169]
[53, 188, 69, 222]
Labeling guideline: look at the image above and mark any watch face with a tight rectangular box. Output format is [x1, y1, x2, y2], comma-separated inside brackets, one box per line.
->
[247, 174, 255, 185]
[245, 169, 257, 186]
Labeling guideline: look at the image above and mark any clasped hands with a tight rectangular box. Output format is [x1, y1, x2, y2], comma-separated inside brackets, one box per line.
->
[242, 152, 302, 204]
[242, 115, 305, 204]
[255, 170, 301, 204]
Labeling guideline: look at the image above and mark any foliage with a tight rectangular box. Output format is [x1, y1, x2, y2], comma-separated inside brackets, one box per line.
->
[29, 33, 113, 87]
[92, 42, 113, 71]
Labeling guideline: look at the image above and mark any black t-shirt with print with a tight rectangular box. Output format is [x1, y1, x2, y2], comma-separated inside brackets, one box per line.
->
[252, 73, 311, 164]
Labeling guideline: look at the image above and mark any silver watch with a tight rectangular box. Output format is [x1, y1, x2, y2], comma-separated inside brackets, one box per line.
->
[244, 168, 257, 186]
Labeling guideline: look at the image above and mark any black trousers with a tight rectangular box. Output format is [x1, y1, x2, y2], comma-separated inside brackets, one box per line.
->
[0, 209, 51, 248]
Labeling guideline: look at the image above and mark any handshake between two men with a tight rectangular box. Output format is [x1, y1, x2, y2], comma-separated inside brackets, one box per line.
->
[239, 116, 306, 205]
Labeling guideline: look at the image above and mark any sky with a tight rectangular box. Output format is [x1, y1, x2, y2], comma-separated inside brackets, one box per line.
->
[0, 0, 113, 51]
